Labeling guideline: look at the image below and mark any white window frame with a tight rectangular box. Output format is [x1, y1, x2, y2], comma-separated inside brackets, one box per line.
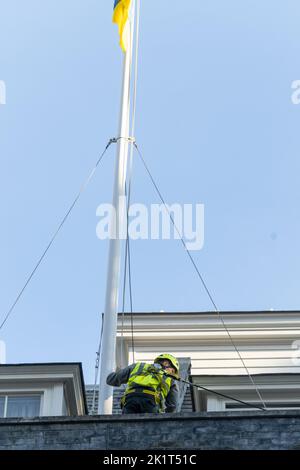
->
[224, 399, 300, 411]
[0, 383, 66, 416]
[205, 395, 300, 412]
[0, 393, 42, 418]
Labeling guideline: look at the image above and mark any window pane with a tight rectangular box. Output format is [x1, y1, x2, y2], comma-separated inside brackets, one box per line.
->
[6, 396, 41, 418]
[0, 397, 4, 417]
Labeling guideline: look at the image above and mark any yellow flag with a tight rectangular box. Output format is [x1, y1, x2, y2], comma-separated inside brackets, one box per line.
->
[113, 0, 131, 52]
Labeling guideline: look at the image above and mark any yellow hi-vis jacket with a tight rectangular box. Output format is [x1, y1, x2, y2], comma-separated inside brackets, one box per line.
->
[124, 362, 173, 411]
[106, 362, 178, 412]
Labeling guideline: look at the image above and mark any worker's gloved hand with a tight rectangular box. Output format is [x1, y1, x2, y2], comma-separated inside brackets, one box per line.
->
[148, 363, 162, 374]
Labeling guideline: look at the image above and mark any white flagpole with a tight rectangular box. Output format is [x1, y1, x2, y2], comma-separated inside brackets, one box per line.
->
[98, 1, 136, 414]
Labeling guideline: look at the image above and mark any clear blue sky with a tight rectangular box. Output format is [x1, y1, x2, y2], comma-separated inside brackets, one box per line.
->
[0, 1, 299, 382]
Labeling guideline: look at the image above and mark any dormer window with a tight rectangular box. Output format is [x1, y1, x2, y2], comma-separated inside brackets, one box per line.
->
[0, 363, 87, 418]
[0, 395, 41, 418]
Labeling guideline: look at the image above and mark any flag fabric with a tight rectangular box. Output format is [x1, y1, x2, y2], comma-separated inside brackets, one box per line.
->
[113, 0, 131, 52]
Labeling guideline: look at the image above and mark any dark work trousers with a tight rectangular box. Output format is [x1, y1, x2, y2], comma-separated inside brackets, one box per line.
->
[122, 394, 159, 414]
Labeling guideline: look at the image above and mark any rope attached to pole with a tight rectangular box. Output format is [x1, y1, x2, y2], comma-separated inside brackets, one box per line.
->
[190, 381, 265, 412]
[163, 372, 266, 412]
[121, 184, 135, 363]
[92, 312, 104, 414]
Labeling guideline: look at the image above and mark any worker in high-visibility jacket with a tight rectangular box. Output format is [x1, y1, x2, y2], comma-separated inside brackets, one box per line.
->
[106, 353, 179, 414]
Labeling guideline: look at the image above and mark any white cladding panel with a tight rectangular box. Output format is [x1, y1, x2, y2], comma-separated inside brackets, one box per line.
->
[118, 312, 300, 376]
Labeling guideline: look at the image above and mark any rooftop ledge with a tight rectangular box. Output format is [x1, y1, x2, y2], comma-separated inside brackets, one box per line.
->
[1, 409, 300, 425]
[1, 411, 300, 450]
